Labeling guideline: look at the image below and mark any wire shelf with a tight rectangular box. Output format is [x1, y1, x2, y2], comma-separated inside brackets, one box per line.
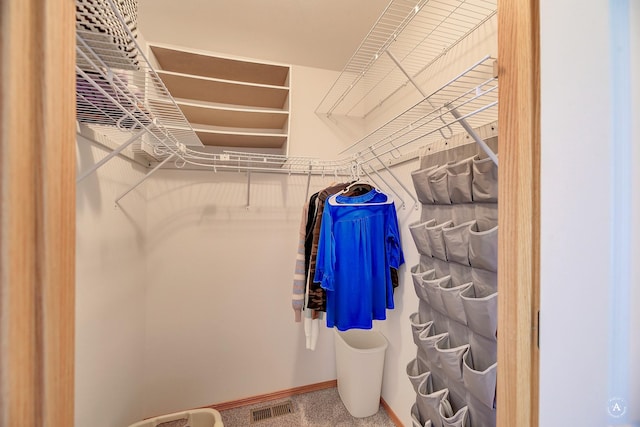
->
[316, 0, 496, 117]
[76, 0, 497, 209]
[344, 55, 497, 164]
[75, 0, 203, 153]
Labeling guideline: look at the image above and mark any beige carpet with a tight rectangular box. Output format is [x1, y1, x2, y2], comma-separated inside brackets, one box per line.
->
[219, 387, 396, 427]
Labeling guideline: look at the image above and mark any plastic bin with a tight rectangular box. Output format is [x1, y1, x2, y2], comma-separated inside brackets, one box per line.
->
[127, 408, 223, 427]
[334, 328, 388, 418]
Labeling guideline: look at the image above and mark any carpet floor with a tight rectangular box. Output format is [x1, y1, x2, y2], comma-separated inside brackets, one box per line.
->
[219, 387, 396, 427]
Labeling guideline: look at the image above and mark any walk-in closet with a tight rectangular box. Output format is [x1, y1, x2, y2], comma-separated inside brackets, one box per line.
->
[1, 1, 638, 427]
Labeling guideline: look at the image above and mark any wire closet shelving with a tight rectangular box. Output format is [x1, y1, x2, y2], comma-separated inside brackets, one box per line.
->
[75, 0, 498, 206]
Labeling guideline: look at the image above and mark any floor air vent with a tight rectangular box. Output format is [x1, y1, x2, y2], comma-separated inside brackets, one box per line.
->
[250, 400, 294, 423]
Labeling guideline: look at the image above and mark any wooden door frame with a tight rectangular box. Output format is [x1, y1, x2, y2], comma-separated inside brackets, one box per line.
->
[497, 0, 540, 426]
[0, 1, 76, 426]
[0, 1, 540, 426]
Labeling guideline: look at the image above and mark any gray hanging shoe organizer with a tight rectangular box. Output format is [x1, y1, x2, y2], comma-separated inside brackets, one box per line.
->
[407, 139, 498, 427]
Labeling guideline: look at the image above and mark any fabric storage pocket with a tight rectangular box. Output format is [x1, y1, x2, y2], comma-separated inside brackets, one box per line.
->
[439, 400, 470, 427]
[447, 156, 475, 204]
[472, 156, 498, 202]
[416, 375, 449, 427]
[461, 284, 498, 339]
[410, 219, 437, 256]
[442, 220, 475, 266]
[410, 312, 433, 347]
[435, 335, 470, 383]
[463, 349, 497, 409]
[426, 220, 453, 262]
[412, 165, 439, 204]
[429, 165, 452, 204]
[418, 328, 448, 371]
[422, 275, 451, 315]
[407, 358, 431, 394]
[469, 223, 498, 272]
[412, 268, 436, 303]
[411, 403, 422, 427]
[439, 282, 473, 325]
[411, 403, 433, 427]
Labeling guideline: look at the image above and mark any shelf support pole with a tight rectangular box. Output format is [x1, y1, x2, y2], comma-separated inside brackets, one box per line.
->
[362, 165, 406, 209]
[385, 50, 453, 139]
[368, 147, 418, 208]
[246, 171, 251, 209]
[304, 166, 312, 201]
[77, 128, 148, 183]
[115, 153, 175, 205]
[449, 107, 499, 166]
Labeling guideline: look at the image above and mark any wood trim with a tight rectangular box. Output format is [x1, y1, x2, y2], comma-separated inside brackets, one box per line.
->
[380, 397, 404, 427]
[157, 71, 290, 109]
[150, 45, 290, 87]
[195, 130, 287, 148]
[205, 381, 404, 426]
[497, 0, 540, 427]
[207, 380, 338, 412]
[177, 103, 288, 130]
[0, 0, 76, 426]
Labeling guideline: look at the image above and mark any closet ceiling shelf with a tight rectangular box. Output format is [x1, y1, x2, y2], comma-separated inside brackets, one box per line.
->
[316, 0, 497, 117]
[343, 55, 497, 165]
[99, 51, 498, 178]
[76, 0, 497, 208]
[75, 0, 203, 161]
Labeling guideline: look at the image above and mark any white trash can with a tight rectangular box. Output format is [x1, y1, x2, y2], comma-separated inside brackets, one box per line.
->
[334, 328, 388, 418]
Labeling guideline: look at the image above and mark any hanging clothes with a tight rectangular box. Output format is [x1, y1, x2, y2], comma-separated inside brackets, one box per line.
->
[292, 200, 311, 322]
[306, 182, 363, 313]
[314, 189, 404, 331]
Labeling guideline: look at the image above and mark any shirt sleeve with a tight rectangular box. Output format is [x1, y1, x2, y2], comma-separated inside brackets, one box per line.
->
[314, 200, 336, 291]
[386, 203, 405, 269]
[291, 202, 309, 322]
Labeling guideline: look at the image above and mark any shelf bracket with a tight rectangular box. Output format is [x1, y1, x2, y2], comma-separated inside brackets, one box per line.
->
[368, 147, 418, 208]
[385, 50, 453, 139]
[449, 107, 499, 166]
[115, 153, 175, 206]
[77, 128, 148, 183]
[362, 164, 405, 209]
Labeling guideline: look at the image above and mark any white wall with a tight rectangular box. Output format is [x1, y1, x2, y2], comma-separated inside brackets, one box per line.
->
[287, 65, 364, 158]
[375, 160, 423, 427]
[142, 170, 343, 415]
[77, 12, 498, 427]
[139, 64, 357, 416]
[75, 135, 148, 427]
[140, 153, 424, 427]
[136, 59, 427, 425]
[540, 0, 639, 425]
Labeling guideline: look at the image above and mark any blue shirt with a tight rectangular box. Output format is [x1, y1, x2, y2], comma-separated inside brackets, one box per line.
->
[314, 189, 404, 330]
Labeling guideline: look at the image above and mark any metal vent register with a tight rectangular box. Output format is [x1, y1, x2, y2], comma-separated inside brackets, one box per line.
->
[250, 400, 294, 423]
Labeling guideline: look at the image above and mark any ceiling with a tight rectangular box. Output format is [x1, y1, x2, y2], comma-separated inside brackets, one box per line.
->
[138, 0, 391, 71]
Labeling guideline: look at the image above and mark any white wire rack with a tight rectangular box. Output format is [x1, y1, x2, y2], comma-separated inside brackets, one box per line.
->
[316, 0, 496, 117]
[344, 55, 497, 165]
[76, 0, 498, 209]
[76, 0, 202, 153]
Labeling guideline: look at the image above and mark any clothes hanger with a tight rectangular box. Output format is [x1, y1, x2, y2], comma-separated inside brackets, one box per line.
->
[338, 161, 374, 195]
[327, 189, 393, 207]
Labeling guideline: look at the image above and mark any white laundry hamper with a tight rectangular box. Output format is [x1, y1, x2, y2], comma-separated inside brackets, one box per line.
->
[334, 328, 388, 418]
[127, 408, 223, 427]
